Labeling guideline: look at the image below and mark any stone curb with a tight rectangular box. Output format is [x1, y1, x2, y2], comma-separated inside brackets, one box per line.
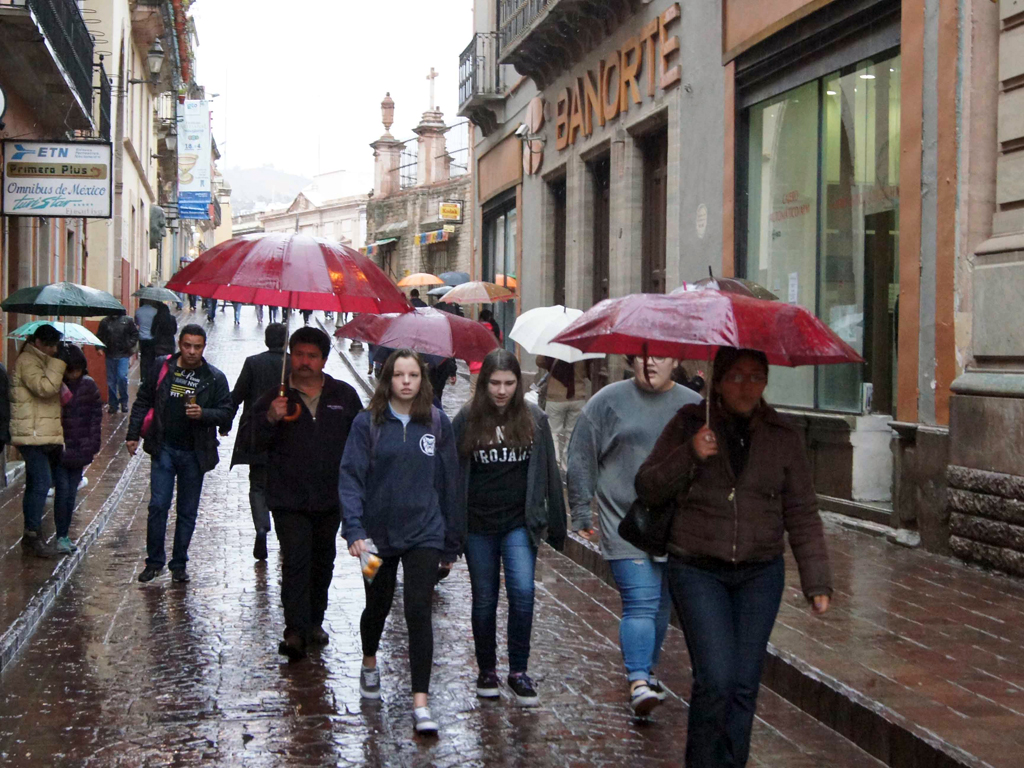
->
[0, 451, 144, 674]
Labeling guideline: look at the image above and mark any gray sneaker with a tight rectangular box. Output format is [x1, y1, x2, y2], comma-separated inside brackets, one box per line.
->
[413, 706, 438, 735]
[360, 666, 381, 699]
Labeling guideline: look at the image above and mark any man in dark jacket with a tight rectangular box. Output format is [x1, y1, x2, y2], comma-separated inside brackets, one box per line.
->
[253, 327, 362, 660]
[97, 311, 139, 414]
[230, 322, 289, 560]
[126, 324, 234, 584]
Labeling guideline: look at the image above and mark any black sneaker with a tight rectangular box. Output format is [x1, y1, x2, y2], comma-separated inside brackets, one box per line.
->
[137, 565, 162, 582]
[507, 672, 539, 707]
[476, 670, 500, 698]
[121, 404, 129, 413]
[170, 568, 190, 583]
[360, 665, 381, 699]
[21, 532, 54, 559]
[253, 532, 268, 560]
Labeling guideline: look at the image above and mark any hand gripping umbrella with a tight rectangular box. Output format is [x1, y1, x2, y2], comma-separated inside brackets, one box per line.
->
[167, 232, 412, 420]
[335, 306, 500, 362]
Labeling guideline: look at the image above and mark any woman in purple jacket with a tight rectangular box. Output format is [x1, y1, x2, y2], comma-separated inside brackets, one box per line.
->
[53, 345, 103, 554]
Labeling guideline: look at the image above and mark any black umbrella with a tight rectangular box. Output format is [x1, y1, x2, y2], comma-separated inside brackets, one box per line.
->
[1, 281, 126, 317]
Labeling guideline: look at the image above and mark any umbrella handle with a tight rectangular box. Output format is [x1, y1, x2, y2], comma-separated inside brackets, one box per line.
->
[279, 384, 301, 422]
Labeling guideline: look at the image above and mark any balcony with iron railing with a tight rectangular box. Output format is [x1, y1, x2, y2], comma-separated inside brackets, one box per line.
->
[0, 0, 94, 128]
[98, 59, 112, 141]
[458, 33, 504, 135]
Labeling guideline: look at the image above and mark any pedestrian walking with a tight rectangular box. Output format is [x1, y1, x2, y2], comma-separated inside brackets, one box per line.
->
[52, 345, 102, 555]
[635, 347, 832, 767]
[268, 306, 279, 323]
[301, 309, 313, 326]
[566, 353, 701, 715]
[253, 327, 362, 660]
[188, 293, 198, 312]
[469, 310, 502, 394]
[135, 299, 158, 383]
[536, 355, 589, 472]
[452, 349, 565, 707]
[425, 354, 458, 407]
[409, 289, 427, 308]
[229, 323, 290, 560]
[233, 301, 243, 325]
[255, 305, 265, 324]
[126, 324, 234, 584]
[206, 298, 218, 322]
[96, 311, 139, 414]
[10, 325, 67, 558]
[339, 349, 461, 735]
[152, 303, 178, 358]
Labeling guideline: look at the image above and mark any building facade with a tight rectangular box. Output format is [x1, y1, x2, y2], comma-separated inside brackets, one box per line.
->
[462, 0, 1010, 568]
[260, 170, 368, 249]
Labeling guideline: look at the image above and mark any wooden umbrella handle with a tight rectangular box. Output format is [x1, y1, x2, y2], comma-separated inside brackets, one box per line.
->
[279, 384, 301, 422]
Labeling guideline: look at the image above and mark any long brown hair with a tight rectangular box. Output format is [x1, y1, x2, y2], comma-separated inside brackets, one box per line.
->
[367, 349, 435, 425]
[460, 349, 534, 456]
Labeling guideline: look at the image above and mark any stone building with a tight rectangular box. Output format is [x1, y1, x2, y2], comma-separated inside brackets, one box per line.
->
[260, 170, 367, 249]
[458, 0, 1024, 573]
[364, 93, 472, 286]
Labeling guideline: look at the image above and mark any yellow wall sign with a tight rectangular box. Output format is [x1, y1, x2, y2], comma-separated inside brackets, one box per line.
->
[439, 201, 463, 222]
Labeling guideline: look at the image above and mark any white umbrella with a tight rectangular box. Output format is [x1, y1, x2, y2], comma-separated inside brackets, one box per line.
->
[8, 320, 105, 347]
[510, 305, 606, 363]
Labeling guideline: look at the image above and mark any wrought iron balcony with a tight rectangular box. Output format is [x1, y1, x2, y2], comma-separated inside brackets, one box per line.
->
[458, 33, 503, 135]
[98, 59, 112, 141]
[0, 0, 95, 129]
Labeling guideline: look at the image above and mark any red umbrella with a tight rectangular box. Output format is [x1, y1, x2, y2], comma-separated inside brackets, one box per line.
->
[550, 291, 862, 366]
[166, 233, 411, 314]
[335, 307, 500, 362]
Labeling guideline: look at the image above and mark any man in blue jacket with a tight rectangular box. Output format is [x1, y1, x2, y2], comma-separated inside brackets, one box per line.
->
[254, 327, 362, 661]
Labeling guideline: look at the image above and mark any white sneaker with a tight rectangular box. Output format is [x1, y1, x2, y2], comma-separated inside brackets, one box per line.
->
[78, 476, 88, 490]
[413, 706, 438, 734]
[359, 666, 381, 700]
[630, 683, 661, 716]
[648, 675, 667, 701]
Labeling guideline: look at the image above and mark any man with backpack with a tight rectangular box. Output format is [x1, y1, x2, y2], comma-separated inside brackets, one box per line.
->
[254, 327, 362, 661]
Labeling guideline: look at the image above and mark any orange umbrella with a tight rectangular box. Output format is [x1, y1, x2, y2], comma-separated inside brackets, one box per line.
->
[398, 272, 443, 287]
[442, 281, 516, 304]
[495, 273, 518, 290]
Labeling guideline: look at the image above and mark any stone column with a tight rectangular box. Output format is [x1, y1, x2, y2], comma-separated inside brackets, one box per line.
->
[371, 93, 403, 198]
[414, 108, 449, 186]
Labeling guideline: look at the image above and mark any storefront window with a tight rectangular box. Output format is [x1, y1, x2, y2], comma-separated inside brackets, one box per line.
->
[742, 52, 900, 414]
[483, 201, 517, 350]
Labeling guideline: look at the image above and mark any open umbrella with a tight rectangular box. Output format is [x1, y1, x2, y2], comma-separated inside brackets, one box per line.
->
[442, 281, 515, 305]
[133, 286, 182, 303]
[397, 272, 444, 287]
[1, 281, 125, 316]
[167, 232, 411, 420]
[428, 285, 454, 297]
[495, 274, 518, 290]
[438, 271, 470, 286]
[551, 291, 863, 421]
[673, 276, 779, 301]
[8, 320, 104, 347]
[509, 305, 605, 363]
[335, 307, 500, 362]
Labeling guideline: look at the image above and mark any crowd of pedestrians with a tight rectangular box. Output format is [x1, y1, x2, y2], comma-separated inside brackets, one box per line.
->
[5, 299, 834, 764]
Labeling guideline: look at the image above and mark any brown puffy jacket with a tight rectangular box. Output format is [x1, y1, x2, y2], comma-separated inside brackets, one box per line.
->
[10, 344, 67, 447]
[635, 401, 832, 599]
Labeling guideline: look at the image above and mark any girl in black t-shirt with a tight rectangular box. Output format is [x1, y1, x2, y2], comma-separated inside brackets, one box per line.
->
[452, 349, 566, 708]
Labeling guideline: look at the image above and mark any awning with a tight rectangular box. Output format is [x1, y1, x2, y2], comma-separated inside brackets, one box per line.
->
[414, 230, 451, 246]
[362, 237, 398, 257]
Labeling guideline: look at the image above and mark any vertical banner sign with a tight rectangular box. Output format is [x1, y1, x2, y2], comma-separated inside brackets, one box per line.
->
[2, 141, 113, 217]
[177, 100, 211, 220]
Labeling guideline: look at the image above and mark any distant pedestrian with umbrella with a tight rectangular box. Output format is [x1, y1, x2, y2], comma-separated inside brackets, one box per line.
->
[253, 327, 362, 660]
[136, 299, 159, 382]
[409, 289, 427, 308]
[52, 344, 102, 554]
[11, 324, 67, 558]
[152, 303, 178, 359]
[127, 324, 234, 584]
[96, 311, 139, 414]
[635, 347, 833, 767]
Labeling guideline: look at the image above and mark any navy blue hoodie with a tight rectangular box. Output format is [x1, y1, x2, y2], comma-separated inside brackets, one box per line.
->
[338, 406, 462, 562]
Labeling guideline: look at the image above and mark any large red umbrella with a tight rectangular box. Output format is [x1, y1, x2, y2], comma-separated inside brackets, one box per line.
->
[335, 307, 500, 362]
[550, 291, 862, 366]
[166, 233, 411, 314]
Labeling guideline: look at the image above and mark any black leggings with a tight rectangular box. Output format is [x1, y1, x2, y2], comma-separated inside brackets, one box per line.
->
[360, 547, 441, 694]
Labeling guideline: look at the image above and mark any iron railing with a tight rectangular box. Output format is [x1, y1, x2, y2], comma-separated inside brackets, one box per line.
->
[444, 120, 470, 178]
[459, 33, 502, 108]
[398, 140, 418, 190]
[2, 0, 95, 113]
[212, 196, 223, 228]
[498, 0, 549, 52]
[98, 59, 111, 140]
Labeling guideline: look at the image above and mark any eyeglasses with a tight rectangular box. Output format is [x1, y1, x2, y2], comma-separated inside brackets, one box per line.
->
[723, 373, 768, 385]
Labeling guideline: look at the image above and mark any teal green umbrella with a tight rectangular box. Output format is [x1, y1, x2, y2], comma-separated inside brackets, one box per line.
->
[8, 320, 104, 347]
[1, 281, 125, 317]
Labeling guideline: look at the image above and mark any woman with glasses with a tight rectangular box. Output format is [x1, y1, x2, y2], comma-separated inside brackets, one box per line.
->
[635, 346, 833, 767]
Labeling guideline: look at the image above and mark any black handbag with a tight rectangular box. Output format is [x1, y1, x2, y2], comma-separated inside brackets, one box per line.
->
[618, 498, 676, 558]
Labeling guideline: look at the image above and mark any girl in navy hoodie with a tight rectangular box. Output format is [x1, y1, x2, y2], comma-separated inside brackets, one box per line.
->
[53, 345, 103, 554]
[339, 348, 461, 736]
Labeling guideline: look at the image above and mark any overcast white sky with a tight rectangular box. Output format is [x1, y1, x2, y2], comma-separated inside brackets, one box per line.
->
[191, 0, 475, 192]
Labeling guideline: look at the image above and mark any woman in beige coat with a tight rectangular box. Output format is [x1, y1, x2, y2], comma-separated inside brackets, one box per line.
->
[10, 325, 67, 557]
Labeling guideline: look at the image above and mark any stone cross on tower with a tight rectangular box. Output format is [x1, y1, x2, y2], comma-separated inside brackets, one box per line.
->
[426, 67, 438, 110]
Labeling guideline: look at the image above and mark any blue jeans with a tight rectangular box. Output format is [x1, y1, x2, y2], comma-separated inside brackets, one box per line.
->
[464, 526, 536, 673]
[608, 557, 672, 683]
[206, 299, 217, 321]
[233, 302, 242, 323]
[106, 356, 130, 409]
[146, 445, 205, 570]
[20, 445, 59, 533]
[53, 464, 84, 539]
[667, 556, 785, 768]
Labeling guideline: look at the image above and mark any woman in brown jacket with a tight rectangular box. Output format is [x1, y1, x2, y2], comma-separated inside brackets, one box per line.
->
[635, 347, 832, 768]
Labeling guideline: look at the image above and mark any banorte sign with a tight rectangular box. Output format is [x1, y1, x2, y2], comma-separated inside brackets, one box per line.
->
[555, 2, 682, 151]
